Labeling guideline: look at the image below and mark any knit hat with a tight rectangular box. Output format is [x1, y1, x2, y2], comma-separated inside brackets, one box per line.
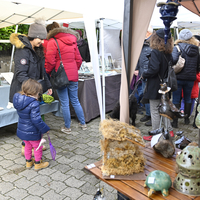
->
[156, 29, 171, 39]
[179, 29, 193, 41]
[28, 18, 47, 40]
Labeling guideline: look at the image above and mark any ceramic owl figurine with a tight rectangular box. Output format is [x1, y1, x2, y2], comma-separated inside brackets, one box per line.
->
[195, 104, 200, 128]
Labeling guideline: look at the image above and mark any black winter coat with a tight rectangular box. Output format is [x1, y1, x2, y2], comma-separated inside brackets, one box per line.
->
[135, 39, 152, 77]
[172, 42, 199, 81]
[77, 39, 90, 62]
[9, 33, 51, 103]
[142, 49, 171, 100]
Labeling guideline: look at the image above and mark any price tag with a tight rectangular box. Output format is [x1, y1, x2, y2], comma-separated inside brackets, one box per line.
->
[110, 175, 115, 178]
[87, 163, 96, 169]
[148, 177, 155, 184]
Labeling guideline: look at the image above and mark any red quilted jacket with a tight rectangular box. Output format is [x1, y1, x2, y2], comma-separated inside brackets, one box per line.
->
[45, 28, 82, 82]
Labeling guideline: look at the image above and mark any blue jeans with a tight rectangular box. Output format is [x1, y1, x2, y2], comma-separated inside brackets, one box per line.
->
[56, 81, 85, 128]
[142, 80, 150, 116]
[173, 80, 194, 104]
[134, 82, 143, 107]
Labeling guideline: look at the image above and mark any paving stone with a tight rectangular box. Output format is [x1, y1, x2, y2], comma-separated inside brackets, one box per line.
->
[78, 194, 94, 200]
[52, 164, 71, 173]
[66, 169, 85, 179]
[79, 182, 98, 195]
[1, 173, 21, 182]
[64, 177, 85, 188]
[14, 177, 35, 189]
[6, 188, 28, 200]
[0, 193, 10, 200]
[68, 161, 85, 170]
[18, 169, 38, 180]
[49, 171, 70, 182]
[42, 190, 65, 200]
[70, 155, 87, 162]
[31, 175, 52, 187]
[0, 182, 14, 194]
[0, 166, 8, 176]
[27, 183, 49, 196]
[23, 196, 42, 200]
[46, 180, 67, 193]
[60, 187, 82, 199]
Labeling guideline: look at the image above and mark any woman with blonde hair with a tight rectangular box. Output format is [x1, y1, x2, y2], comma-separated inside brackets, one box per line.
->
[142, 29, 174, 140]
[171, 29, 200, 128]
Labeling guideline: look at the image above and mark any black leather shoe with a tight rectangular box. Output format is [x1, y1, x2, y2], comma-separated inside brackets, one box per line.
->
[148, 127, 164, 135]
[145, 120, 152, 126]
[140, 115, 151, 122]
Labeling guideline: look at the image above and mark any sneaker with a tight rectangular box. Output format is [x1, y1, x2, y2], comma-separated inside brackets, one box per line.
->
[61, 127, 71, 133]
[34, 160, 49, 171]
[79, 123, 87, 130]
[143, 135, 152, 141]
[140, 115, 151, 122]
[145, 120, 152, 126]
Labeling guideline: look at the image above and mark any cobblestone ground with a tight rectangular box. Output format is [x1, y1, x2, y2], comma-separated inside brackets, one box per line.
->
[0, 104, 199, 200]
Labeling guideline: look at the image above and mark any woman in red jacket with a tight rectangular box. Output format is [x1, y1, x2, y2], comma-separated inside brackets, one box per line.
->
[45, 27, 87, 133]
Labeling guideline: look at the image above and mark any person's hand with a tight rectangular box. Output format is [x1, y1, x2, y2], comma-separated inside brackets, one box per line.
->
[47, 89, 52, 95]
[134, 70, 139, 76]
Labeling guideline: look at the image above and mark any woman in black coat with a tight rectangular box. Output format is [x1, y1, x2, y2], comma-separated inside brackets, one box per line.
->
[171, 29, 200, 127]
[9, 19, 52, 103]
[142, 29, 174, 137]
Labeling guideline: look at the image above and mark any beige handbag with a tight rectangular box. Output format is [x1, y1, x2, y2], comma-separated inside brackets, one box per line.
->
[172, 45, 185, 74]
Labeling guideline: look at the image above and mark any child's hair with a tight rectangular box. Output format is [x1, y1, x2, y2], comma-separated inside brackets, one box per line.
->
[46, 22, 60, 33]
[19, 79, 42, 98]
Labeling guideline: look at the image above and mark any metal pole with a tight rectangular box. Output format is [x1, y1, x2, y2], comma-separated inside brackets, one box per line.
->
[9, 24, 18, 72]
[100, 18, 105, 120]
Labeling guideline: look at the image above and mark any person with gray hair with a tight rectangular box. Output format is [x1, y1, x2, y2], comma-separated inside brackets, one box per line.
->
[171, 29, 200, 128]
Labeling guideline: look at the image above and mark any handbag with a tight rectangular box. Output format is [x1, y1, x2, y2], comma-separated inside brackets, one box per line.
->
[172, 45, 185, 74]
[37, 79, 48, 93]
[159, 55, 178, 92]
[50, 38, 69, 90]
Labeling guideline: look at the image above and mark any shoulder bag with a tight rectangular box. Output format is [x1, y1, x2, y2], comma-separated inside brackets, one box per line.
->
[50, 38, 69, 90]
[172, 45, 185, 74]
[158, 55, 178, 92]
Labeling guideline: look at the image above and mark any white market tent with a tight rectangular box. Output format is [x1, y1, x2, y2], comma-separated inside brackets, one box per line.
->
[1, 0, 200, 123]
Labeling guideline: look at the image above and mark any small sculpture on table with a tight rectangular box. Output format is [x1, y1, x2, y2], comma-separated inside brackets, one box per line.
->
[144, 170, 172, 197]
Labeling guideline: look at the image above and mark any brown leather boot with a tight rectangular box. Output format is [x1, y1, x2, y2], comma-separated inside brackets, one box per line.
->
[34, 160, 49, 171]
[26, 158, 35, 169]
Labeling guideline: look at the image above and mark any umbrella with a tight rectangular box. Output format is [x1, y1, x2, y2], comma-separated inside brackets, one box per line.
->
[47, 132, 56, 161]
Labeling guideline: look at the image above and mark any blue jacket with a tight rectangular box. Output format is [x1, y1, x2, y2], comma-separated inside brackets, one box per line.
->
[13, 93, 50, 141]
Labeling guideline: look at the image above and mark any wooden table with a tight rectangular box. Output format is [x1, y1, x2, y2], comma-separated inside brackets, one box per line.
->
[85, 143, 200, 200]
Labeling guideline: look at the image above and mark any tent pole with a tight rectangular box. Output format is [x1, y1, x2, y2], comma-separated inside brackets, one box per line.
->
[100, 18, 105, 120]
[9, 24, 18, 72]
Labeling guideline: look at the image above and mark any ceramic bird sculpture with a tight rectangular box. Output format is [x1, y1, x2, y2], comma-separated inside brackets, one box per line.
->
[158, 83, 186, 120]
[93, 189, 106, 200]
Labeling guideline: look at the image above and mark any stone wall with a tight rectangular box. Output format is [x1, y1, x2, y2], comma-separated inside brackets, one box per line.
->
[0, 55, 14, 73]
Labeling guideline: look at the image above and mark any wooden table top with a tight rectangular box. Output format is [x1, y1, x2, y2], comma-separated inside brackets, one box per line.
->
[84, 143, 200, 200]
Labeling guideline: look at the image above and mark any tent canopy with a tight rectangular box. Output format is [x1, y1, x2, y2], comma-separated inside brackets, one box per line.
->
[180, 0, 200, 17]
[0, 0, 83, 28]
